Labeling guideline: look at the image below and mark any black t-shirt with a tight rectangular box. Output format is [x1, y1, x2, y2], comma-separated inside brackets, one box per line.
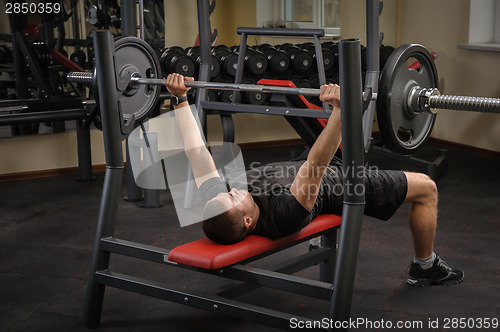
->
[198, 158, 344, 239]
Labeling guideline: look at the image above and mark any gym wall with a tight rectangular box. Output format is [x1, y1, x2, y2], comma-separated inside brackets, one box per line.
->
[397, 0, 500, 153]
[0, 0, 498, 177]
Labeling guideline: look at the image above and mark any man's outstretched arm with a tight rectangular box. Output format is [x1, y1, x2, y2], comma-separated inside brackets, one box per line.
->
[165, 73, 220, 188]
[290, 84, 342, 211]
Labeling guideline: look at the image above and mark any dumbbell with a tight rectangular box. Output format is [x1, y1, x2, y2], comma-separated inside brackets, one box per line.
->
[70, 49, 87, 67]
[189, 88, 218, 103]
[242, 79, 267, 105]
[218, 81, 242, 103]
[279, 44, 313, 74]
[160, 46, 196, 77]
[187, 46, 221, 79]
[291, 77, 313, 101]
[212, 45, 238, 77]
[255, 44, 272, 52]
[230, 44, 254, 53]
[234, 48, 268, 76]
[302, 44, 336, 73]
[258, 44, 290, 75]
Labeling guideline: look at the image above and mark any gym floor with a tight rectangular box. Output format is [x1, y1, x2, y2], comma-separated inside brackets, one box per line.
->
[0, 140, 499, 331]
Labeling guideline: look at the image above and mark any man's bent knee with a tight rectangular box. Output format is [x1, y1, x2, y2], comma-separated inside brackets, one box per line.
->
[404, 172, 438, 204]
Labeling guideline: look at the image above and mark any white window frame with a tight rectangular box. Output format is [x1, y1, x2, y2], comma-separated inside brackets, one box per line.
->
[496, 0, 500, 43]
[256, 0, 340, 37]
[281, 0, 318, 29]
[458, 0, 500, 52]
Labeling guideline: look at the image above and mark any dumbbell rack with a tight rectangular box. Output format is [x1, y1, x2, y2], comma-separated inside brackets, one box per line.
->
[198, 27, 332, 141]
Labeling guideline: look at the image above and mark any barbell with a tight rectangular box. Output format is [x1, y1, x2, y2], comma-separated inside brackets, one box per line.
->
[67, 37, 500, 155]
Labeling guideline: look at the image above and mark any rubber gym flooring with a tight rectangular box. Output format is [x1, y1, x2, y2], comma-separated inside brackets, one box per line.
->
[0, 140, 499, 331]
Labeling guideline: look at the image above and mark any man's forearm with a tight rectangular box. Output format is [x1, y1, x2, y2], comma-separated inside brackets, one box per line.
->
[172, 101, 206, 152]
[307, 108, 342, 168]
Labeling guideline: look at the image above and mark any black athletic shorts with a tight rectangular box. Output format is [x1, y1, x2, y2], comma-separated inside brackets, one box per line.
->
[296, 150, 408, 222]
[363, 169, 408, 221]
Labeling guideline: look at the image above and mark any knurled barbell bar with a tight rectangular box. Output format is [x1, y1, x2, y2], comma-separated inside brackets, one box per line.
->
[67, 69, 499, 112]
[66, 39, 500, 155]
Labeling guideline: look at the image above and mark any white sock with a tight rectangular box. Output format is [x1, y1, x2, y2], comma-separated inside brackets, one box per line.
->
[413, 252, 436, 270]
[309, 236, 321, 247]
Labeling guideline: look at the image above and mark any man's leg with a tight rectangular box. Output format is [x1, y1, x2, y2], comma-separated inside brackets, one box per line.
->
[403, 172, 438, 259]
[403, 172, 464, 286]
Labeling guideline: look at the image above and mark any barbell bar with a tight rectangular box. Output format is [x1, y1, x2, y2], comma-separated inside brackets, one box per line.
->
[68, 71, 353, 98]
[67, 71, 500, 116]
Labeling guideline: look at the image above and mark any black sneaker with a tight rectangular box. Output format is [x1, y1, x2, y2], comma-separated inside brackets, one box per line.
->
[309, 244, 320, 251]
[407, 256, 464, 287]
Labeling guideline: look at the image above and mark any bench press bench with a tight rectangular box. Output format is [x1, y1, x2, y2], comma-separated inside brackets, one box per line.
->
[87, 214, 342, 330]
[168, 214, 341, 270]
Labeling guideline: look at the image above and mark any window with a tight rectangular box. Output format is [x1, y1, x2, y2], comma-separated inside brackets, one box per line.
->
[496, 0, 500, 43]
[256, 0, 340, 37]
[457, 0, 500, 51]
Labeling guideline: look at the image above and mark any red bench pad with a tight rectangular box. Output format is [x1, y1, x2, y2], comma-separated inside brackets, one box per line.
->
[167, 214, 341, 270]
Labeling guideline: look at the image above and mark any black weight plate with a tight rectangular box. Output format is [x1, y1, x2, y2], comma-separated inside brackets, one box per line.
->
[219, 89, 242, 103]
[245, 52, 268, 76]
[114, 37, 161, 123]
[70, 50, 86, 67]
[377, 44, 438, 155]
[209, 54, 221, 78]
[321, 47, 335, 72]
[242, 80, 267, 105]
[160, 49, 178, 72]
[291, 50, 313, 73]
[219, 52, 238, 77]
[267, 50, 290, 74]
[170, 55, 196, 76]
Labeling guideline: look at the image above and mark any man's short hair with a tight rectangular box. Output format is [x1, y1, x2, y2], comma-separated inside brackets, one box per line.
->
[201, 199, 248, 244]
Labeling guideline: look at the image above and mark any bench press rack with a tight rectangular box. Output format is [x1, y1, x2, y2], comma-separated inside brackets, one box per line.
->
[82, 2, 365, 331]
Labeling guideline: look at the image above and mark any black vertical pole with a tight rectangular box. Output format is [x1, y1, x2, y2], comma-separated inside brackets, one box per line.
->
[362, 0, 380, 152]
[121, 0, 137, 37]
[329, 39, 365, 330]
[195, 0, 212, 116]
[8, 9, 32, 135]
[75, 119, 94, 181]
[183, 0, 212, 209]
[121, 0, 145, 202]
[82, 30, 125, 328]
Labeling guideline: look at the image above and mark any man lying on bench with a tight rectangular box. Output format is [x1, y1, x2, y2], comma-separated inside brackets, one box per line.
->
[165, 73, 463, 287]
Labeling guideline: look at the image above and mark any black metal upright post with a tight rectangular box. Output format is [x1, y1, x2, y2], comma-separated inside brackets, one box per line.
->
[120, 0, 145, 202]
[362, 0, 380, 152]
[8, 9, 32, 135]
[195, 0, 212, 116]
[76, 119, 94, 181]
[82, 30, 125, 328]
[329, 39, 365, 330]
[121, 0, 137, 36]
[183, 0, 213, 209]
